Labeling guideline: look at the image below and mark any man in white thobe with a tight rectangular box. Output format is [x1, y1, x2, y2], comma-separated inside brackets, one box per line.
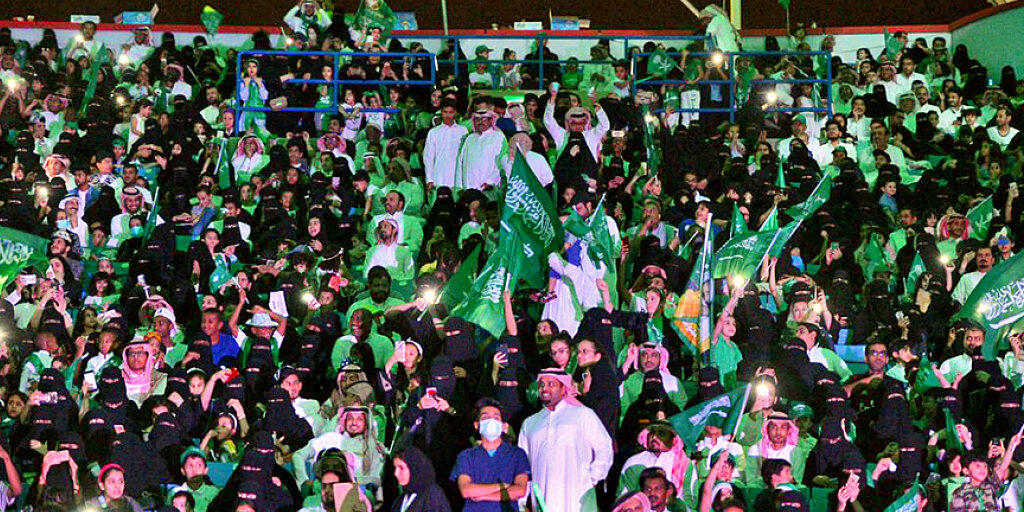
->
[423, 100, 468, 189]
[500, 133, 553, 186]
[543, 89, 610, 166]
[454, 106, 507, 192]
[519, 369, 613, 512]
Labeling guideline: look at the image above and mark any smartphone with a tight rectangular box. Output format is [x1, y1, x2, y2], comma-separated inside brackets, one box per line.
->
[20, 273, 37, 286]
[497, 343, 509, 358]
[394, 339, 406, 356]
[83, 371, 97, 392]
[847, 473, 860, 487]
[426, 387, 437, 398]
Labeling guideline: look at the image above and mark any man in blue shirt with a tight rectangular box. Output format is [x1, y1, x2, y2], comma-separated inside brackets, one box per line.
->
[450, 398, 531, 511]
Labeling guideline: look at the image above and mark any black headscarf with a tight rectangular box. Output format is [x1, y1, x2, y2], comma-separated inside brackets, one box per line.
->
[257, 387, 313, 451]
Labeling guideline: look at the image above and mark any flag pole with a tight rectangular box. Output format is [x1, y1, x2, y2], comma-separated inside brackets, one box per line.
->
[698, 213, 714, 366]
[729, 382, 753, 441]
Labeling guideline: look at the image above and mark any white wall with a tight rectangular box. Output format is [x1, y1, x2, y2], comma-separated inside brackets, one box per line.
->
[952, 6, 1024, 78]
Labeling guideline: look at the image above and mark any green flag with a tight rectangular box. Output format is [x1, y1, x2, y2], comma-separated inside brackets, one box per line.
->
[563, 194, 614, 263]
[646, 47, 675, 76]
[501, 149, 563, 287]
[642, 105, 661, 174]
[759, 207, 779, 233]
[201, 6, 225, 37]
[766, 220, 803, 258]
[784, 174, 833, 220]
[712, 230, 778, 281]
[670, 384, 750, 451]
[944, 408, 965, 451]
[452, 150, 562, 337]
[954, 251, 1024, 359]
[729, 202, 747, 238]
[77, 42, 108, 117]
[778, 0, 791, 10]
[883, 28, 903, 60]
[912, 354, 942, 393]
[903, 253, 925, 302]
[440, 244, 482, 310]
[776, 160, 787, 189]
[882, 483, 924, 512]
[0, 227, 50, 291]
[967, 195, 994, 241]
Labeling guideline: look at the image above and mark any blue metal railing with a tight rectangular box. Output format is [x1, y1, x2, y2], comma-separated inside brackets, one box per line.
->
[234, 50, 436, 134]
[392, 33, 709, 89]
[630, 50, 833, 122]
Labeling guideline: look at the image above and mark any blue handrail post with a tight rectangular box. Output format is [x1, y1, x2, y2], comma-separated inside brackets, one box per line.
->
[826, 51, 833, 118]
[234, 53, 243, 135]
[331, 53, 340, 120]
[538, 34, 545, 89]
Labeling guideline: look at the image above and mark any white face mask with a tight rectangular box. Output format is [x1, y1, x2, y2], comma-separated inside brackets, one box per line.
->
[478, 418, 503, 441]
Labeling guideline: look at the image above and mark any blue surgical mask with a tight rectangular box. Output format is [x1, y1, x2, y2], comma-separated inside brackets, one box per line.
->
[56, 219, 71, 230]
[790, 254, 805, 272]
[478, 418, 503, 441]
[129, 226, 143, 237]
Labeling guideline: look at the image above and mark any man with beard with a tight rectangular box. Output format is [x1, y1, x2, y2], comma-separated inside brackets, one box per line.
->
[518, 369, 613, 512]
[109, 186, 161, 245]
[952, 245, 995, 305]
[293, 406, 385, 497]
[199, 85, 223, 127]
[367, 190, 424, 256]
[544, 83, 609, 190]
[174, 447, 219, 512]
[745, 411, 808, 485]
[363, 219, 415, 288]
[333, 308, 394, 370]
[843, 340, 889, 410]
[618, 422, 690, 499]
[454, 101, 506, 194]
[941, 323, 986, 379]
[345, 267, 403, 325]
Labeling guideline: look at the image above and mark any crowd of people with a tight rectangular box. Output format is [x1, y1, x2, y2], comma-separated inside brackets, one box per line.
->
[0, 1, 1022, 511]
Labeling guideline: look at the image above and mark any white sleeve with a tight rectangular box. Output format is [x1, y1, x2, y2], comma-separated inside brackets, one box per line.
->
[590, 107, 610, 139]
[544, 102, 565, 148]
[423, 129, 438, 183]
[283, 6, 302, 32]
[584, 410, 614, 484]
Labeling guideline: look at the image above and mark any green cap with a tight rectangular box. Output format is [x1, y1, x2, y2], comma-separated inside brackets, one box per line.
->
[789, 402, 814, 419]
[791, 114, 807, 125]
[474, 44, 493, 56]
[180, 446, 207, 465]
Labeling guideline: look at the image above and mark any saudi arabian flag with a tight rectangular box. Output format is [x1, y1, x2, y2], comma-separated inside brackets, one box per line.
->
[912, 354, 942, 393]
[201, 6, 225, 37]
[784, 174, 833, 220]
[967, 195, 994, 241]
[767, 220, 803, 258]
[759, 207, 779, 233]
[501, 149, 563, 287]
[903, 253, 925, 302]
[712, 229, 778, 281]
[883, 483, 924, 512]
[776, 160, 787, 189]
[642, 105, 662, 173]
[563, 194, 619, 304]
[778, 0, 791, 10]
[729, 202, 747, 238]
[647, 47, 675, 76]
[452, 150, 562, 337]
[670, 384, 750, 451]
[440, 244, 481, 310]
[0, 228, 50, 291]
[954, 251, 1024, 359]
[450, 233, 520, 338]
